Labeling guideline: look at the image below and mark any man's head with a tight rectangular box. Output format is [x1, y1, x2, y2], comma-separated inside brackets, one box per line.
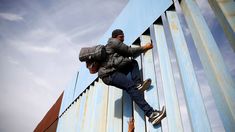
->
[112, 29, 124, 42]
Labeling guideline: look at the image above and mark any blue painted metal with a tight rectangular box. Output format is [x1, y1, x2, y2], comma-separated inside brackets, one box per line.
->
[74, 0, 173, 104]
[98, 0, 173, 45]
[59, 72, 79, 116]
[153, 24, 184, 132]
[76, 90, 88, 131]
[97, 80, 109, 131]
[82, 84, 96, 131]
[122, 90, 133, 132]
[90, 80, 109, 132]
[166, 10, 211, 132]
[132, 45, 146, 132]
[208, 0, 235, 51]
[140, 35, 162, 132]
[180, 0, 235, 131]
[106, 86, 123, 132]
[73, 63, 97, 99]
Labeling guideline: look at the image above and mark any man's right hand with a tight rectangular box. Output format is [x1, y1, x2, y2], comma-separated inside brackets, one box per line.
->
[143, 43, 153, 52]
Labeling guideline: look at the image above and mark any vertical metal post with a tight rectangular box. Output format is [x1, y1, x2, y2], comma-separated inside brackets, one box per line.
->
[106, 86, 123, 132]
[208, 0, 235, 51]
[153, 23, 184, 132]
[132, 45, 146, 132]
[180, 0, 235, 131]
[166, 10, 212, 131]
[122, 91, 133, 132]
[76, 90, 88, 131]
[140, 35, 162, 132]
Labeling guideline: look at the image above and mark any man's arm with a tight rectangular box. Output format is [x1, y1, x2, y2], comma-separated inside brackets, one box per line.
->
[111, 39, 153, 57]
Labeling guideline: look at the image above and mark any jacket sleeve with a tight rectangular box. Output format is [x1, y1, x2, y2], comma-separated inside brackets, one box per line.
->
[111, 39, 145, 57]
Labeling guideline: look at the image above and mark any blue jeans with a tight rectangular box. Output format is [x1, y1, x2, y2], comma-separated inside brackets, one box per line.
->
[101, 60, 154, 117]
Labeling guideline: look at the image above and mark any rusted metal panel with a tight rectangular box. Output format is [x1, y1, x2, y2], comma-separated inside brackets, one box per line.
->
[34, 93, 63, 132]
[180, 0, 235, 131]
[132, 45, 146, 132]
[140, 35, 162, 132]
[153, 23, 183, 132]
[106, 86, 123, 132]
[166, 10, 211, 131]
[45, 119, 58, 132]
[208, 0, 235, 51]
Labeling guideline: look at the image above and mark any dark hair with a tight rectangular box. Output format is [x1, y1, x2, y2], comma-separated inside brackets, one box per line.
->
[112, 29, 124, 38]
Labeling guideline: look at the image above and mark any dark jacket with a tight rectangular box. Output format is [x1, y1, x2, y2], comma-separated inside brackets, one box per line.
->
[98, 38, 145, 78]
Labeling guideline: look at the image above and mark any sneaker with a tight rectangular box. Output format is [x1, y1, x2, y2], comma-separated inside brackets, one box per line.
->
[148, 106, 166, 125]
[137, 78, 152, 92]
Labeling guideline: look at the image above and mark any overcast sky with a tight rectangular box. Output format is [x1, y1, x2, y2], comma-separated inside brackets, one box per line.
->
[0, 0, 234, 132]
[0, 0, 127, 131]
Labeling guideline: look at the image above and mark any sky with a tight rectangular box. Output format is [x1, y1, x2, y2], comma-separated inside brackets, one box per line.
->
[0, 0, 234, 132]
[0, 0, 128, 131]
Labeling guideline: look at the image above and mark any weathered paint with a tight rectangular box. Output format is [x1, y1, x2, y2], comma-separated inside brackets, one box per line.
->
[122, 90, 133, 132]
[166, 10, 211, 132]
[90, 79, 109, 132]
[132, 45, 146, 132]
[59, 72, 78, 116]
[180, 0, 235, 131]
[140, 35, 162, 132]
[76, 90, 88, 131]
[153, 24, 184, 132]
[106, 86, 123, 132]
[81, 84, 96, 131]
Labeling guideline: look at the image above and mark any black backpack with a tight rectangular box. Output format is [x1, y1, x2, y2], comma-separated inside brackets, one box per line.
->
[79, 45, 106, 62]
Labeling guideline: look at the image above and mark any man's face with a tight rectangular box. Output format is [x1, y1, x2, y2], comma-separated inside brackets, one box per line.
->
[116, 34, 124, 42]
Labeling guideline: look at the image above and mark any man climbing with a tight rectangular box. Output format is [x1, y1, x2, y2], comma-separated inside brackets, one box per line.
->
[96, 29, 166, 125]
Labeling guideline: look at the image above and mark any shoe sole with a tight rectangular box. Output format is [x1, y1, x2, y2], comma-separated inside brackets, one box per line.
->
[139, 79, 151, 92]
[152, 106, 166, 125]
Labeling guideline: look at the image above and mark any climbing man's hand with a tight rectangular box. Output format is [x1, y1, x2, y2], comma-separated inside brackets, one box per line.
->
[143, 43, 153, 53]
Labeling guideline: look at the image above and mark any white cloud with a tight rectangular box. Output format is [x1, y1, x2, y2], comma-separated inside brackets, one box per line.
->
[0, 12, 24, 21]
[23, 45, 60, 54]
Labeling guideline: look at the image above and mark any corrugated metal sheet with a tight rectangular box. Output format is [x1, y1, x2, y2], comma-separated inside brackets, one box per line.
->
[180, 0, 235, 131]
[36, 0, 235, 131]
[140, 35, 162, 132]
[34, 92, 63, 132]
[208, 0, 235, 51]
[166, 10, 211, 131]
[153, 23, 183, 131]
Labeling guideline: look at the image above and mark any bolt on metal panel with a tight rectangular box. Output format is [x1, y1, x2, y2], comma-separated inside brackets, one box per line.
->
[208, 0, 235, 51]
[106, 86, 123, 132]
[166, 10, 211, 132]
[140, 35, 162, 132]
[131, 45, 146, 132]
[153, 23, 184, 132]
[180, 0, 235, 131]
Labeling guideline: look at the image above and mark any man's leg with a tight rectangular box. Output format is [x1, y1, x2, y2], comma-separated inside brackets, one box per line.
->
[107, 71, 154, 117]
